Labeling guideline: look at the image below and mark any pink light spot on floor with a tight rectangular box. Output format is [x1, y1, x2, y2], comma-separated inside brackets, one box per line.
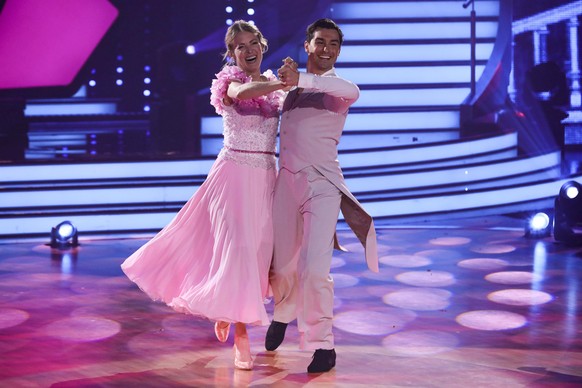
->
[341, 242, 365, 252]
[470, 244, 516, 254]
[376, 242, 393, 253]
[414, 249, 463, 260]
[331, 256, 346, 269]
[456, 310, 527, 330]
[366, 284, 404, 298]
[379, 254, 432, 268]
[377, 233, 401, 242]
[383, 288, 452, 311]
[0, 308, 29, 329]
[382, 330, 459, 355]
[360, 267, 402, 282]
[429, 237, 471, 246]
[457, 258, 510, 270]
[396, 270, 456, 287]
[485, 271, 543, 285]
[42, 315, 121, 342]
[334, 309, 417, 336]
[332, 273, 360, 288]
[488, 289, 553, 306]
[336, 285, 376, 300]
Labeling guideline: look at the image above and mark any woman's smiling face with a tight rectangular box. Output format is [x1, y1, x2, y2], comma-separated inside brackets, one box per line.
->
[231, 31, 263, 76]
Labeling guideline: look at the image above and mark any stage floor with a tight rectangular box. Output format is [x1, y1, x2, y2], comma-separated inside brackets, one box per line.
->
[1, 216, 581, 387]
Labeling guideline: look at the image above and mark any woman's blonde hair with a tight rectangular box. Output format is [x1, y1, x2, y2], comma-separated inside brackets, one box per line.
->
[223, 20, 268, 63]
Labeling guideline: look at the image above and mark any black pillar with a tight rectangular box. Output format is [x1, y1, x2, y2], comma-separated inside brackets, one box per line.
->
[0, 99, 28, 162]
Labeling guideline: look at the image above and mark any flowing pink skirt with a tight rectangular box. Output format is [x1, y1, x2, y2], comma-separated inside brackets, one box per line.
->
[121, 157, 275, 325]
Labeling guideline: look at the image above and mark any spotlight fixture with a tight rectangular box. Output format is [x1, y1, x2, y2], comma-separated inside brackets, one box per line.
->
[525, 211, 552, 238]
[554, 180, 582, 245]
[50, 220, 79, 249]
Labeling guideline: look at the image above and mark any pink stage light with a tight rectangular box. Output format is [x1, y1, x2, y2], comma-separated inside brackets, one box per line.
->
[0, 0, 118, 89]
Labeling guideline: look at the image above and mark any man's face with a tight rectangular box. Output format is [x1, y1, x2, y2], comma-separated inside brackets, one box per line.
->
[304, 28, 341, 75]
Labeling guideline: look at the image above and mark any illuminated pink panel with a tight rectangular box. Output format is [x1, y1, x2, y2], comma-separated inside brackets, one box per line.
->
[0, 0, 118, 89]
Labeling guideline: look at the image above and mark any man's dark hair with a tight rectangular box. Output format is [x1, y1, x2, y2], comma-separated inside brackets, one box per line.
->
[305, 18, 344, 46]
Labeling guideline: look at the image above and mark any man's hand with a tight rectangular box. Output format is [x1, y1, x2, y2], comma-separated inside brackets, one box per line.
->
[282, 56, 298, 70]
[278, 57, 299, 87]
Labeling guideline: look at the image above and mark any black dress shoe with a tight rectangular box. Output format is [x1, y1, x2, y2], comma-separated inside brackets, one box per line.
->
[265, 321, 287, 351]
[307, 348, 336, 373]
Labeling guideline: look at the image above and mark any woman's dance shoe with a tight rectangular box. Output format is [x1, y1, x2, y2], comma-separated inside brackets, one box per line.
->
[233, 333, 253, 370]
[214, 321, 230, 343]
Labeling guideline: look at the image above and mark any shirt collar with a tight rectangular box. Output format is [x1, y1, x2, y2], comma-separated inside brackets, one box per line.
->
[319, 67, 336, 77]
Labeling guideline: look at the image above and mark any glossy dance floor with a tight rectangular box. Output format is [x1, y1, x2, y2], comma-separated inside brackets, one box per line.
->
[1, 216, 581, 387]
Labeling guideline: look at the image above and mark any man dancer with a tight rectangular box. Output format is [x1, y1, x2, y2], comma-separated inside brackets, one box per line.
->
[267, 18, 378, 373]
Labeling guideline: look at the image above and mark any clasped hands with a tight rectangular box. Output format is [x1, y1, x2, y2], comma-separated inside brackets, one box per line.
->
[278, 57, 299, 88]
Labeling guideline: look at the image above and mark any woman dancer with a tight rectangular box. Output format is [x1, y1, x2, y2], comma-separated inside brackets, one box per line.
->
[121, 20, 286, 370]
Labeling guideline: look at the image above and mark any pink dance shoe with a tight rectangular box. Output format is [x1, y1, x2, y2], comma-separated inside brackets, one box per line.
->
[214, 321, 230, 343]
[233, 333, 253, 370]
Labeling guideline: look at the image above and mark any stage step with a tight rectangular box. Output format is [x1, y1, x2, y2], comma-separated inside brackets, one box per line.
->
[0, 155, 571, 237]
[0, 135, 563, 238]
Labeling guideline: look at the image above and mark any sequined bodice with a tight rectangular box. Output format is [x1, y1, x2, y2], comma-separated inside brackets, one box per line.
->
[217, 106, 279, 169]
[210, 65, 283, 169]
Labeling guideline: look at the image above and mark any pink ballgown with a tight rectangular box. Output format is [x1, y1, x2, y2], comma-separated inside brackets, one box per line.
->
[121, 65, 284, 326]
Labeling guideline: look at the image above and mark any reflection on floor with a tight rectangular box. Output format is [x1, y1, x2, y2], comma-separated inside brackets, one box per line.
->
[0, 216, 581, 387]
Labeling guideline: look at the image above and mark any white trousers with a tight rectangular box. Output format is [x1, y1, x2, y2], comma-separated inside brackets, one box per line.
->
[270, 166, 342, 350]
